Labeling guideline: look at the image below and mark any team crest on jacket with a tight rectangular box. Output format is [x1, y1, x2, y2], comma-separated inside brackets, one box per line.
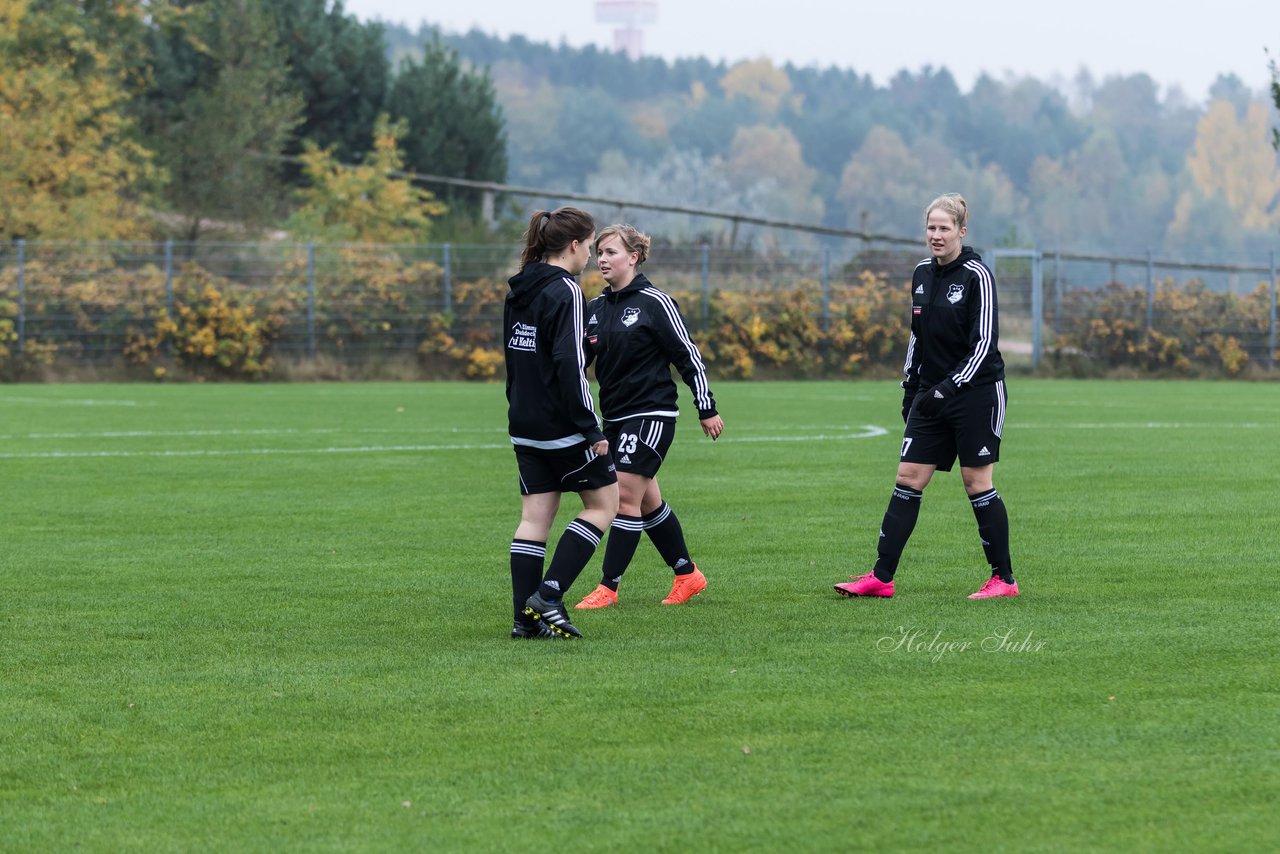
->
[621, 307, 641, 327]
[947, 284, 964, 304]
[508, 321, 537, 352]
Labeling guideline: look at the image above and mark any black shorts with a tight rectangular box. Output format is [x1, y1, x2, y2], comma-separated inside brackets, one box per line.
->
[603, 417, 675, 478]
[902, 380, 1007, 471]
[515, 443, 617, 495]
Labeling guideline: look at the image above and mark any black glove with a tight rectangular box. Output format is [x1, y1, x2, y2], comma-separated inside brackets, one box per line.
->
[915, 378, 959, 418]
[901, 386, 918, 423]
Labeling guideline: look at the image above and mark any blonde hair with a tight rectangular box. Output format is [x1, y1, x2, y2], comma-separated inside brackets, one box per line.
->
[925, 193, 968, 230]
[594, 223, 651, 265]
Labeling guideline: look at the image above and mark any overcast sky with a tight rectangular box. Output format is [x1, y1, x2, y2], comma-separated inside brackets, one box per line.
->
[341, 0, 1278, 103]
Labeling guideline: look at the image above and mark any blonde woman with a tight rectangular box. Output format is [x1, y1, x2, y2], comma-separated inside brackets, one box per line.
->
[836, 194, 1018, 601]
[574, 224, 723, 611]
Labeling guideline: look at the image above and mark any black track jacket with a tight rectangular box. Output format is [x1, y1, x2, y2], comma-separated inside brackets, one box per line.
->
[903, 246, 1005, 390]
[504, 262, 604, 449]
[583, 273, 717, 422]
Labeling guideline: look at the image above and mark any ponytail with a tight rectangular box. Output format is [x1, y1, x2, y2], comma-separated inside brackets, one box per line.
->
[520, 207, 595, 269]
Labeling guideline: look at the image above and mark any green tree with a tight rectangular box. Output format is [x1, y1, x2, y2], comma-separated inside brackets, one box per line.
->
[138, 0, 302, 240]
[286, 114, 446, 244]
[386, 35, 507, 215]
[1088, 73, 1195, 175]
[503, 84, 656, 190]
[669, 93, 764, 160]
[1269, 50, 1280, 151]
[268, 0, 389, 165]
[0, 0, 156, 240]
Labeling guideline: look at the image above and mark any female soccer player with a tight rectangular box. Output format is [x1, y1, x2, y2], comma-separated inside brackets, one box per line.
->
[505, 208, 618, 638]
[573, 224, 723, 611]
[836, 193, 1019, 600]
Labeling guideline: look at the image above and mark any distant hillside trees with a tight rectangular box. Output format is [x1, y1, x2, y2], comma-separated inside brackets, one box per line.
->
[388, 22, 1280, 255]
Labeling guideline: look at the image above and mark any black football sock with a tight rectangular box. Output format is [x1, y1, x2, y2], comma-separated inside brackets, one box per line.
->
[510, 539, 546, 621]
[643, 502, 694, 575]
[539, 518, 604, 601]
[970, 489, 1013, 583]
[599, 514, 644, 591]
[873, 484, 923, 582]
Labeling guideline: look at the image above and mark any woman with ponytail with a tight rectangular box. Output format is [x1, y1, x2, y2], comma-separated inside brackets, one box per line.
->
[504, 207, 618, 639]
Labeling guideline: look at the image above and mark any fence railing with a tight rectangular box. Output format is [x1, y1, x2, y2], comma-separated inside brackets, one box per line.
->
[1, 239, 1277, 373]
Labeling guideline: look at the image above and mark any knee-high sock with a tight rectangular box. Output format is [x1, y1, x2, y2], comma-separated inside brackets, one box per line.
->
[510, 539, 546, 620]
[873, 484, 923, 581]
[539, 518, 604, 601]
[969, 489, 1013, 582]
[643, 502, 694, 575]
[600, 514, 644, 591]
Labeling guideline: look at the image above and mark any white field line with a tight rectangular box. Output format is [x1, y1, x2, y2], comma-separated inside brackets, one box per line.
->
[0, 445, 507, 459]
[0, 421, 1267, 460]
[1016, 422, 1270, 429]
[0, 396, 153, 407]
[0, 427, 498, 440]
[0, 426, 890, 460]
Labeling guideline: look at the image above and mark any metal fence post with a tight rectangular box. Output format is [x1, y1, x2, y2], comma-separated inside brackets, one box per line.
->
[164, 239, 174, 323]
[821, 247, 831, 333]
[700, 243, 710, 332]
[1031, 249, 1043, 370]
[443, 242, 453, 314]
[1270, 249, 1277, 371]
[1145, 249, 1155, 332]
[16, 239, 25, 353]
[1053, 250, 1062, 337]
[306, 241, 316, 358]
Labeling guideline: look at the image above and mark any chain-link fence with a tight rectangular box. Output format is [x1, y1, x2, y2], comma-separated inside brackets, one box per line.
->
[990, 249, 1279, 370]
[1, 239, 1276, 375]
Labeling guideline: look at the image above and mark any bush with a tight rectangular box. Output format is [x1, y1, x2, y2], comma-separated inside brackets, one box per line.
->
[701, 271, 906, 379]
[1052, 279, 1273, 375]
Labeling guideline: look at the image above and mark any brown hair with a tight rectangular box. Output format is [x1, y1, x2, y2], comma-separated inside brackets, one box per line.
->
[519, 207, 596, 269]
[925, 193, 968, 230]
[594, 224, 651, 265]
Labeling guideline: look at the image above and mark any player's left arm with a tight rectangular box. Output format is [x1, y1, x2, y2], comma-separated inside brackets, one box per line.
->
[953, 261, 999, 387]
[650, 290, 718, 421]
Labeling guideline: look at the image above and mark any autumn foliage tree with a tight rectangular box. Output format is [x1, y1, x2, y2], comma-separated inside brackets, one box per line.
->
[1181, 100, 1280, 232]
[720, 58, 795, 115]
[286, 114, 446, 244]
[0, 0, 156, 240]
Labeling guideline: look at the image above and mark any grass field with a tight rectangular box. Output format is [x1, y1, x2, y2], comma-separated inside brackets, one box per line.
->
[2, 379, 1277, 851]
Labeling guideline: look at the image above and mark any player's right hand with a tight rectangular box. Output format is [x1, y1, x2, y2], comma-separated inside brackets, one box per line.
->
[902, 390, 917, 423]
